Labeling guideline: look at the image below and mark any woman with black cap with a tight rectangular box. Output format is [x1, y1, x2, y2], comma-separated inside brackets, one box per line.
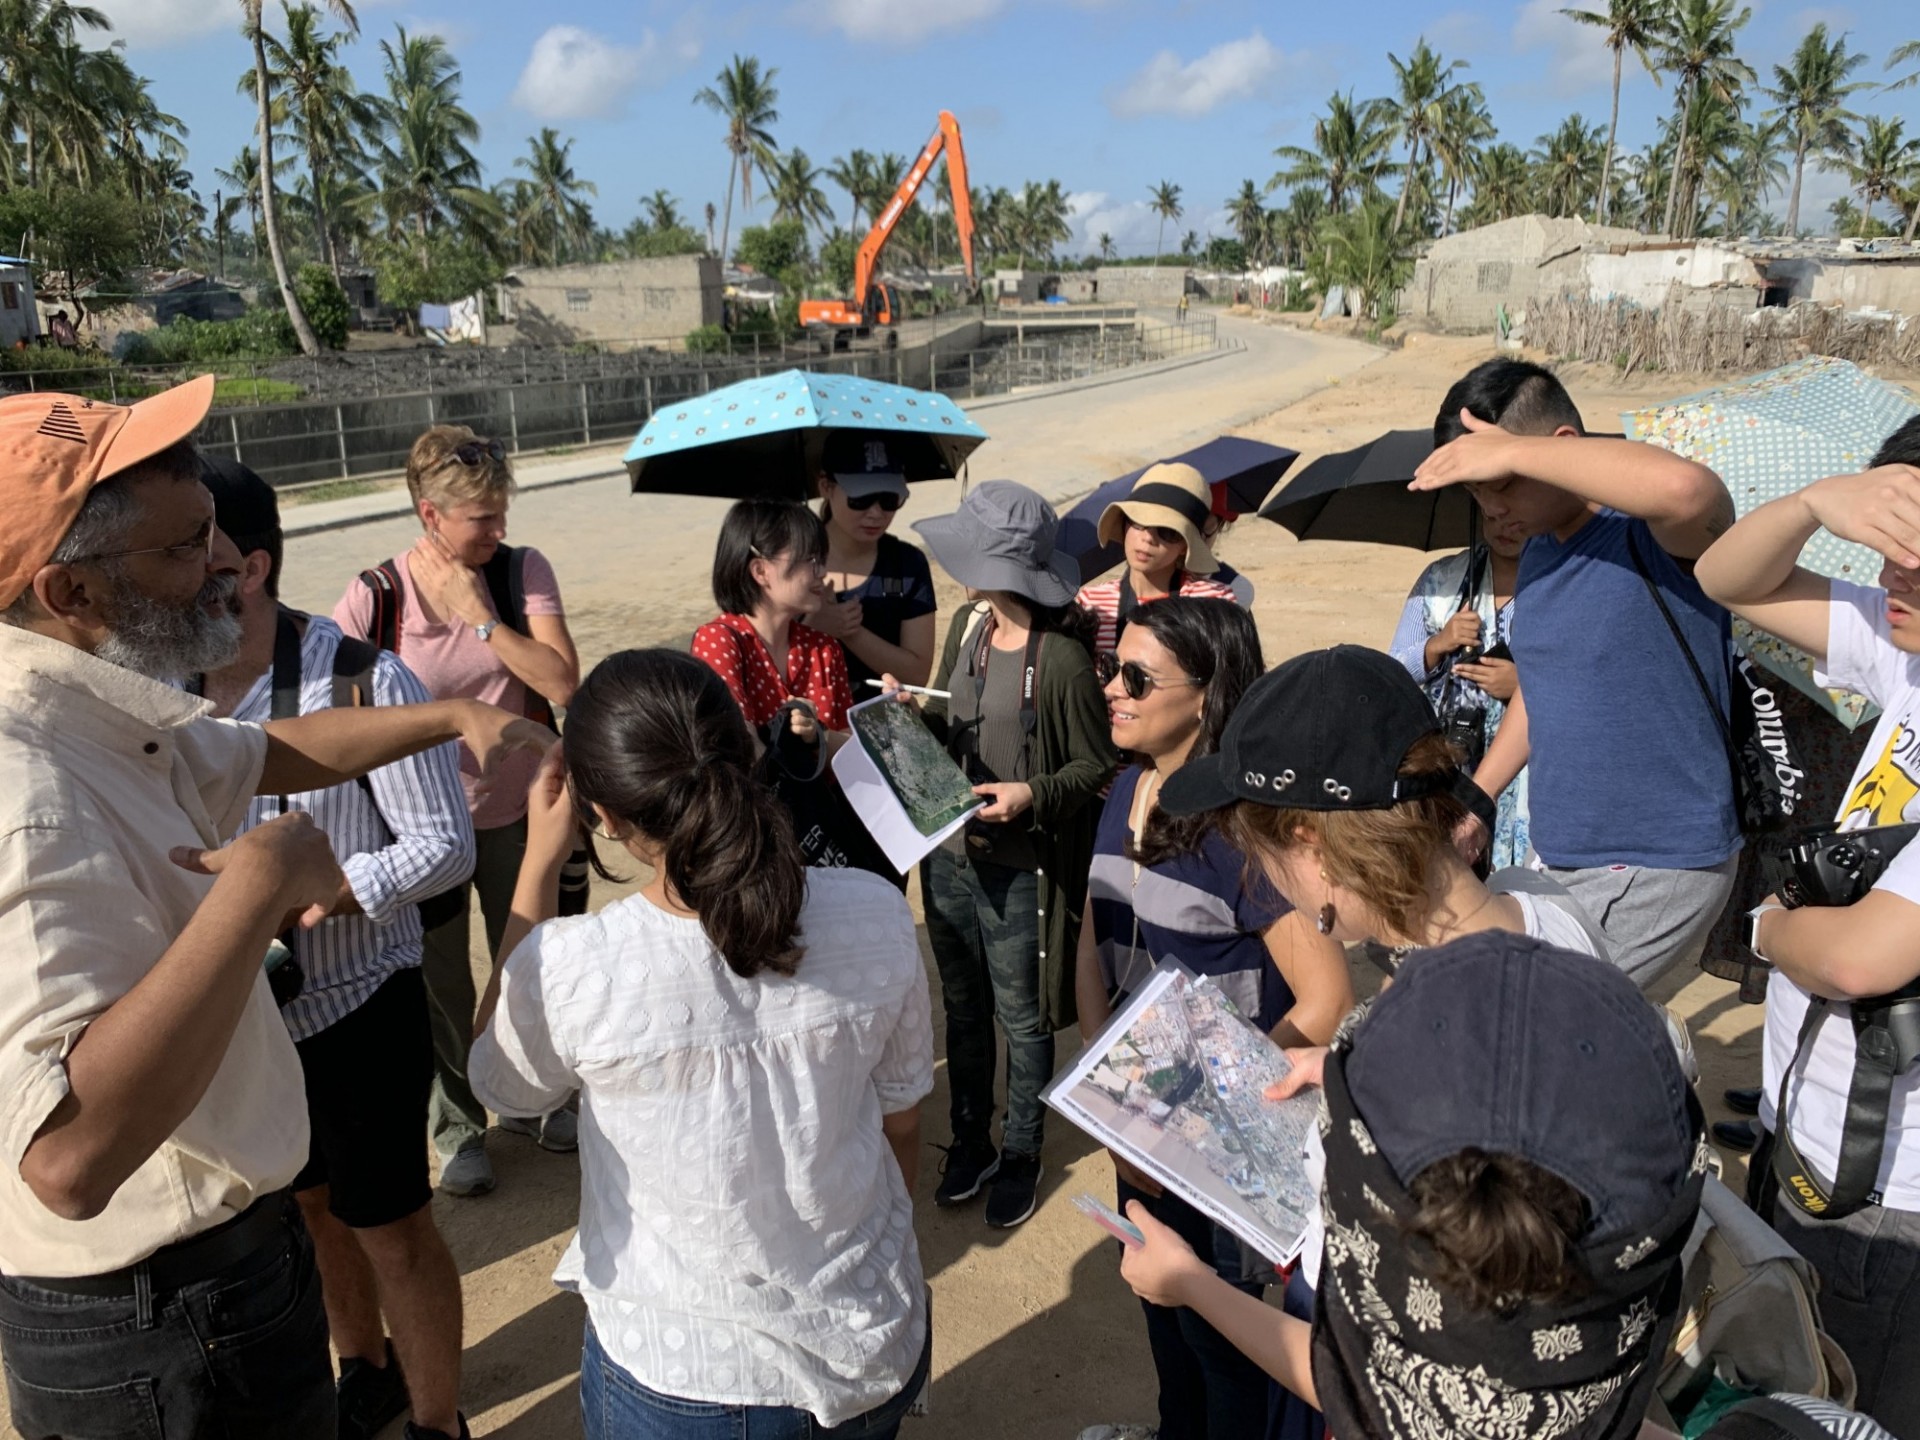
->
[886, 480, 1117, 1229]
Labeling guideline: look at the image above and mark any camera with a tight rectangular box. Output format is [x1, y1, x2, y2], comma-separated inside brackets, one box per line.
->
[1764, 821, 1920, 910]
[1455, 644, 1482, 667]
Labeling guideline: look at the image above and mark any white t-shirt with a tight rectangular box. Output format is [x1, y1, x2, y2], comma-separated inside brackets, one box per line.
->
[1760, 579, 1920, 1212]
[469, 868, 935, 1426]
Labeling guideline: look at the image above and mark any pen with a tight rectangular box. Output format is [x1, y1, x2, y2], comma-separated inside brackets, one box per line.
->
[864, 680, 953, 700]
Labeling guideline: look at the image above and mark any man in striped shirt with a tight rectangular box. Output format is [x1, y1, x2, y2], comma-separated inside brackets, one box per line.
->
[199, 460, 477, 1440]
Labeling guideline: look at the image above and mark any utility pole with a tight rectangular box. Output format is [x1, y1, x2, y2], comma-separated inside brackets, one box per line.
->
[213, 190, 225, 280]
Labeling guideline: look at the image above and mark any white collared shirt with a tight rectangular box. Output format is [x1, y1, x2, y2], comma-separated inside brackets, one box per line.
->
[0, 624, 306, 1277]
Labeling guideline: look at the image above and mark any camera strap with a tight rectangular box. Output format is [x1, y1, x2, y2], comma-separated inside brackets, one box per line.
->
[1769, 991, 1908, 1219]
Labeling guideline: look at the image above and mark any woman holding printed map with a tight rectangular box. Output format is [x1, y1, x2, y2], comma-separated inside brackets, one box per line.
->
[1075, 598, 1351, 1440]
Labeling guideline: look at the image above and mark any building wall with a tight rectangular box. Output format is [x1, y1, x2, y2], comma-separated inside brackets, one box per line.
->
[1405, 215, 1646, 329]
[1759, 258, 1920, 315]
[504, 256, 722, 344]
[1584, 244, 1761, 308]
[0, 266, 36, 347]
[1090, 266, 1189, 305]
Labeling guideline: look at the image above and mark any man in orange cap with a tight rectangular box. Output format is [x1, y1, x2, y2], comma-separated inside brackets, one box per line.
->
[0, 379, 551, 1438]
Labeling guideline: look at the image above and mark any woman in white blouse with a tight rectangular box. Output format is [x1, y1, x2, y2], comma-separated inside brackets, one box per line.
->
[470, 649, 934, 1439]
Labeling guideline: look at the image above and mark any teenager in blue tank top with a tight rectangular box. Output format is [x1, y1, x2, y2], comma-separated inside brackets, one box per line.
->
[1075, 599, 1351, 1440]
[1411, 359, 1741, 988]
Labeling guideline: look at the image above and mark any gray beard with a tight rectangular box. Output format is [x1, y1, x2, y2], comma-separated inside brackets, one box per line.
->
[94, 570, 244, 681]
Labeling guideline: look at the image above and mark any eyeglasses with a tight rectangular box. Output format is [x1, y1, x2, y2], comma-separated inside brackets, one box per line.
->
[452, 438, 507, 466]
[1096, 650, 1201, 701]
[1125, 518, 1186, 547]
[78, 523, 215, 566]
[843, 491, 905, 513]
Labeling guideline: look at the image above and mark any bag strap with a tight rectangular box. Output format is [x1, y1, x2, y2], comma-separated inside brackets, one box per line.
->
[1625, 525, 1743, 793]
[268, 608, 381, 816]
[357, 559, 404, 652]
[1771, 989, 1903, 1221]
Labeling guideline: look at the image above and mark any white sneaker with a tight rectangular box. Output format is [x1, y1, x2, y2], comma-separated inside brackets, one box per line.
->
[1077, 1426, 1158, 1440]
[437, 1143, 494, 1197]
[496, 1114, 541, 1139]
[538, 1108, 579, 1154]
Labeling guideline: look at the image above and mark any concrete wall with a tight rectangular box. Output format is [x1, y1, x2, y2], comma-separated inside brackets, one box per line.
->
[501, 256, 722, 345]
[0, 265, 36, 347]
[1091, 266, 1189, 305]
[1585, 243, 1762, 308]
[1758, 257, 1920, 314]
[1405, 215, 1647, 329]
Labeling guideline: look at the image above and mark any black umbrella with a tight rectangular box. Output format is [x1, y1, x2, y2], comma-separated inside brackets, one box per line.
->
[1259, 429, 1475, 550]
[1060, 436, 1300, 581]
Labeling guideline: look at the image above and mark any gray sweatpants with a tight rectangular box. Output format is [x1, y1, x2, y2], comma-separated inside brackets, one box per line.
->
[1539, 855, 1738, 989]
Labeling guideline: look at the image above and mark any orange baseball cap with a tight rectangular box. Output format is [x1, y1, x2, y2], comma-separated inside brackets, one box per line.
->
[0, 373, 216, 608]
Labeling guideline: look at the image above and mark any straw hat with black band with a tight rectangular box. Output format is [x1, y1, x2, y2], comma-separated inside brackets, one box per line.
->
[1096, 462, 1220, 575]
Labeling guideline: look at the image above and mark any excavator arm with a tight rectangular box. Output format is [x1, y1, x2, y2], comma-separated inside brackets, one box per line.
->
[851, 110, 975, 316]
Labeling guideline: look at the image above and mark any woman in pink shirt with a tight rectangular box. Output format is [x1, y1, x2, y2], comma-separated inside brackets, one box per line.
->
[334, 425, 580, 1199]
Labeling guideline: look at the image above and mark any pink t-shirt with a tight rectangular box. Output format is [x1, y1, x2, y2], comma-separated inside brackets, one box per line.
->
[334, 547, 564, 830]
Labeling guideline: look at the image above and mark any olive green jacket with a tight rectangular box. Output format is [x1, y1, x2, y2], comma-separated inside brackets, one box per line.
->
[923, 604, 1119, 1033]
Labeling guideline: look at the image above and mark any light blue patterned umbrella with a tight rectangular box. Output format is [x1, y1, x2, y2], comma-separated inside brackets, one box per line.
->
[625, 367, 989, 499]
[1624, 356, 1920, 728]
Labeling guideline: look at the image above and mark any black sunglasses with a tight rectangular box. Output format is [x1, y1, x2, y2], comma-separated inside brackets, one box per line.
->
[842, 490, 904, 513]
[1096, 650, 1201, 701]
[453, 438, 507, 466]
[1125, 518, 1186, 547]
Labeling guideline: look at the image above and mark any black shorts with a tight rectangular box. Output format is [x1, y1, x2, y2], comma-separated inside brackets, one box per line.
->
[292, 966, 433, 1228]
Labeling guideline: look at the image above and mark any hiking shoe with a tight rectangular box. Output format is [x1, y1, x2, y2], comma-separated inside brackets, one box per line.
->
[538, 1108, 578, 1153]
[437, 1143, 494, 1197]
[403, 1416, 469, 1440]
[985, 1150, 1043, 1228]
[336, 1340, 408, 1440]
[933, 1137, 1000, 1207]
[1724, 1086, 1763, 1117]
[1077, 1427, 1158, 1440]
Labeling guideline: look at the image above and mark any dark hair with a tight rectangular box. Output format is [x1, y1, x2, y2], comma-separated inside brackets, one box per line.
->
[1872, 416, 1920, 470]
[712, 498, 828, 616]
[226, 527, 284, 598]
[1124, 598, 1266, 865]
[1434, 360, 1586, 447]
[1402, 1148, 1592, 1312]
[563, 649, 807, 979]
[1012, 595, 1100, 654]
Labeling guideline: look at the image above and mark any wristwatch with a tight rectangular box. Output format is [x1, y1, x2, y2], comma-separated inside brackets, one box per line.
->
[473, 619, 498, 643]
[1743, 901, 1786, 963]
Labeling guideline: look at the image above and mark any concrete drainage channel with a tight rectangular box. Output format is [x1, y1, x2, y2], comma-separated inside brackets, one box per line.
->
[202, 315, 1228, 492]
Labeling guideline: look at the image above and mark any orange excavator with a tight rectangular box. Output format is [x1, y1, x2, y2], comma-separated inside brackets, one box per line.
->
[799, 110, 976, 346]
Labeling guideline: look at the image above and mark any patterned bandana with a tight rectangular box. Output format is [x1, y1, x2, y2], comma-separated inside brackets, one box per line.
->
[1309, 1019, 1708, 1440]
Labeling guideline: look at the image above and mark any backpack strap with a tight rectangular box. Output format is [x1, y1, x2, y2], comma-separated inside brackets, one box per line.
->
[481, 544, 518, 629]
[356, 560, 405, 652]
[269, 609, 381, 815]
[269, 607, 306, 722]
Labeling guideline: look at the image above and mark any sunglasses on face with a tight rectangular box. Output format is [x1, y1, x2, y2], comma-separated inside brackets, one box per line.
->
[453, 438, 507, 466]
[1126, 519, 1186, 547]
[843, 490, 904, 513]
[1096, 650, 1201, 701]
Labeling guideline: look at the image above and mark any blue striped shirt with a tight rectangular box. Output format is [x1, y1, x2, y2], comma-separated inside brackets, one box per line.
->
[231, 616, 475, 1042]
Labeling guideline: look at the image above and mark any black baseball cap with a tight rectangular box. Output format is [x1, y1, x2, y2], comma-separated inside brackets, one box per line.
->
[1159, 645, 1451, 816]
[821, 429, 909, 500]
[1347, 931, 1702, 1243]
[199, 453, 281, 540]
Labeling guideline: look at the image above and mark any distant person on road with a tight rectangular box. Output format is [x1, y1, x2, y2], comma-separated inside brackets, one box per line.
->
[469, 650, 933, 1440]
[805, 431, 938, 694]
[333, 424, 581, 1198]
[1077, 463, 1239, 655]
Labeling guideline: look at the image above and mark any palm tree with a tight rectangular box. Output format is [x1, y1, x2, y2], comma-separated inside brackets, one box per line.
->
[371, 28, 493, 246]
[1148, 180, 1182, 268]
[1761, 23, 1869, 236]
[1887, 41, 1919, 92]
[1837, 116, 1920, 236]
[693, 54, 778, 265]
[1383, 40, 1472, 232]
[0, 0, 109, 188]
[214, 142, 292, 248]
[1657, 0, 1754, 237]
[1468, 143, 1534, 223]
[1712, 113, 1788, 234]
[1431, 87, 1495, 233]
[1532, 114, 1610, 218]
[1096, 232, 1115, 263]
[641, 189, 681, 232]
[768, 148, 832, 240]
[1271, 91, 1397, 215]
[826, 149, 877, 234]
[514, 127, 596, 263]
[1275, 187, 1326, 267]
[1559, 0, 1671, 224]
[1226, 179, 1266, 265]
[241, 0, 356, 356]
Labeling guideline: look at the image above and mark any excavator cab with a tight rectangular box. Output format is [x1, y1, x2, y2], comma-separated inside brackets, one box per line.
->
[865, 284, 900, 328]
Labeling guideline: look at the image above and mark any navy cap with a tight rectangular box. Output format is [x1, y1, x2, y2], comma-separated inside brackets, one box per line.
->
[1160, 645, 1448, 816]
[199, 453, 281, 539]
[1346, 931, 1699, 1243]
[822, 429, 909, 500]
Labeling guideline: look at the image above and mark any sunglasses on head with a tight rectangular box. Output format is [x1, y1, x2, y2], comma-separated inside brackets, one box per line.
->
[843, 490, 904, 513]
[1096, 650, 1201, 701]
[453, 438, 507, 466]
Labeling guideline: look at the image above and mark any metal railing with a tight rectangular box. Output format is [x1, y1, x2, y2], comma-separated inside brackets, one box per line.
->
[190, 316, 1222, 489]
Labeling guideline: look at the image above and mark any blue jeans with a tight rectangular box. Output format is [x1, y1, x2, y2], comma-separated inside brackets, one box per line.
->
[579, 1314, 932, 1440]
[0, 1194, 334, 1440]
[921, 848, 1050, 1155]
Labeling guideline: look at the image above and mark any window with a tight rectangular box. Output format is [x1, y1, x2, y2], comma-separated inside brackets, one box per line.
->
[565, 288, 591, 312]
[0, 282, 17, 311]
[1475, 261, 1512, 293]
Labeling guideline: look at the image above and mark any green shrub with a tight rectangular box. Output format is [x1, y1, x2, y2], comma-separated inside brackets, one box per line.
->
[685, 324, 730, 354]
[293, 264, 351, 350]
[121, 308, 298, 365]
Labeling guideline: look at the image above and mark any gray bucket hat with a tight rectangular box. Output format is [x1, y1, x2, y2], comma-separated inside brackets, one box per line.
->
[913, 480, 1080, 607]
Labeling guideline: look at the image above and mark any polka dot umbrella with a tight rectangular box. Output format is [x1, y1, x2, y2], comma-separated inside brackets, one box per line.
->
[1624, 355, 1920, 728]
[624, 367, 990, 500]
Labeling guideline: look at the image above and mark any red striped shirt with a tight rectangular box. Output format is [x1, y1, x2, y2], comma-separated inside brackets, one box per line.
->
[1076, 575, 1241, 654]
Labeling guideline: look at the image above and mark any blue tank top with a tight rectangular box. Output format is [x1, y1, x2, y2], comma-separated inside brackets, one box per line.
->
[1512, 510, 1741, 869]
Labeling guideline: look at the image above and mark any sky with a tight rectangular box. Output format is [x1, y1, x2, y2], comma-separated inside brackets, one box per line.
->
[92, 0, 1920, 256]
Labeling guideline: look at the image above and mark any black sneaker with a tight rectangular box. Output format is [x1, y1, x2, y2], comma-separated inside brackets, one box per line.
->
[933, 1137, 1000, 1207]
[403, 1416, 470, 1440]
[1712, 1119, 1759, 1154]
[1724, 1086, 1763, 1117]
[337, 1341, 408, 1440]
[985, 1150, 1043, 1228]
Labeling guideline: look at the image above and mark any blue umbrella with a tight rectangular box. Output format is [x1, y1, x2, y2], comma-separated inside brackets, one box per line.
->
[1059, 436, 1301, 581]
[625, 367, 989, 500]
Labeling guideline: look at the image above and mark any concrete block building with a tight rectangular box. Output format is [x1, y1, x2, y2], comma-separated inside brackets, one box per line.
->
[497, 256, 723, 345]
[1404, 216, 1647, 328]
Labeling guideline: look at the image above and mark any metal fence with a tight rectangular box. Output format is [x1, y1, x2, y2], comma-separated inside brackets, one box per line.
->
[195, 317, 1221, 489]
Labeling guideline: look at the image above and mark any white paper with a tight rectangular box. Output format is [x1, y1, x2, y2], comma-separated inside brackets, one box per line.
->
[832, 695, 982, 874]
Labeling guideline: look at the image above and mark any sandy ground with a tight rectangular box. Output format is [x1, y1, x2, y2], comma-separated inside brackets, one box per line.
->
[19, 319, 1906, 1439]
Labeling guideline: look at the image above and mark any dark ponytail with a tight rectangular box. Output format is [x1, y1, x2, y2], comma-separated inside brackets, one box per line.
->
[563, 649, 807, 979]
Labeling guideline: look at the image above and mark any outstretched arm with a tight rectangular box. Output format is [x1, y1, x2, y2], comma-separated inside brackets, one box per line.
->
[260, 698, 552, 797]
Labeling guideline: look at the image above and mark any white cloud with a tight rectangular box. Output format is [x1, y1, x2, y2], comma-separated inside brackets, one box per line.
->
[510, 22, 701, 121]
[800, 0, 1006, 46]
[94, 0, 232, 47]
[1065, 190, 1206, 258]
[1107, 33, 1285, 120]
[1511, 0, 1616, 92]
